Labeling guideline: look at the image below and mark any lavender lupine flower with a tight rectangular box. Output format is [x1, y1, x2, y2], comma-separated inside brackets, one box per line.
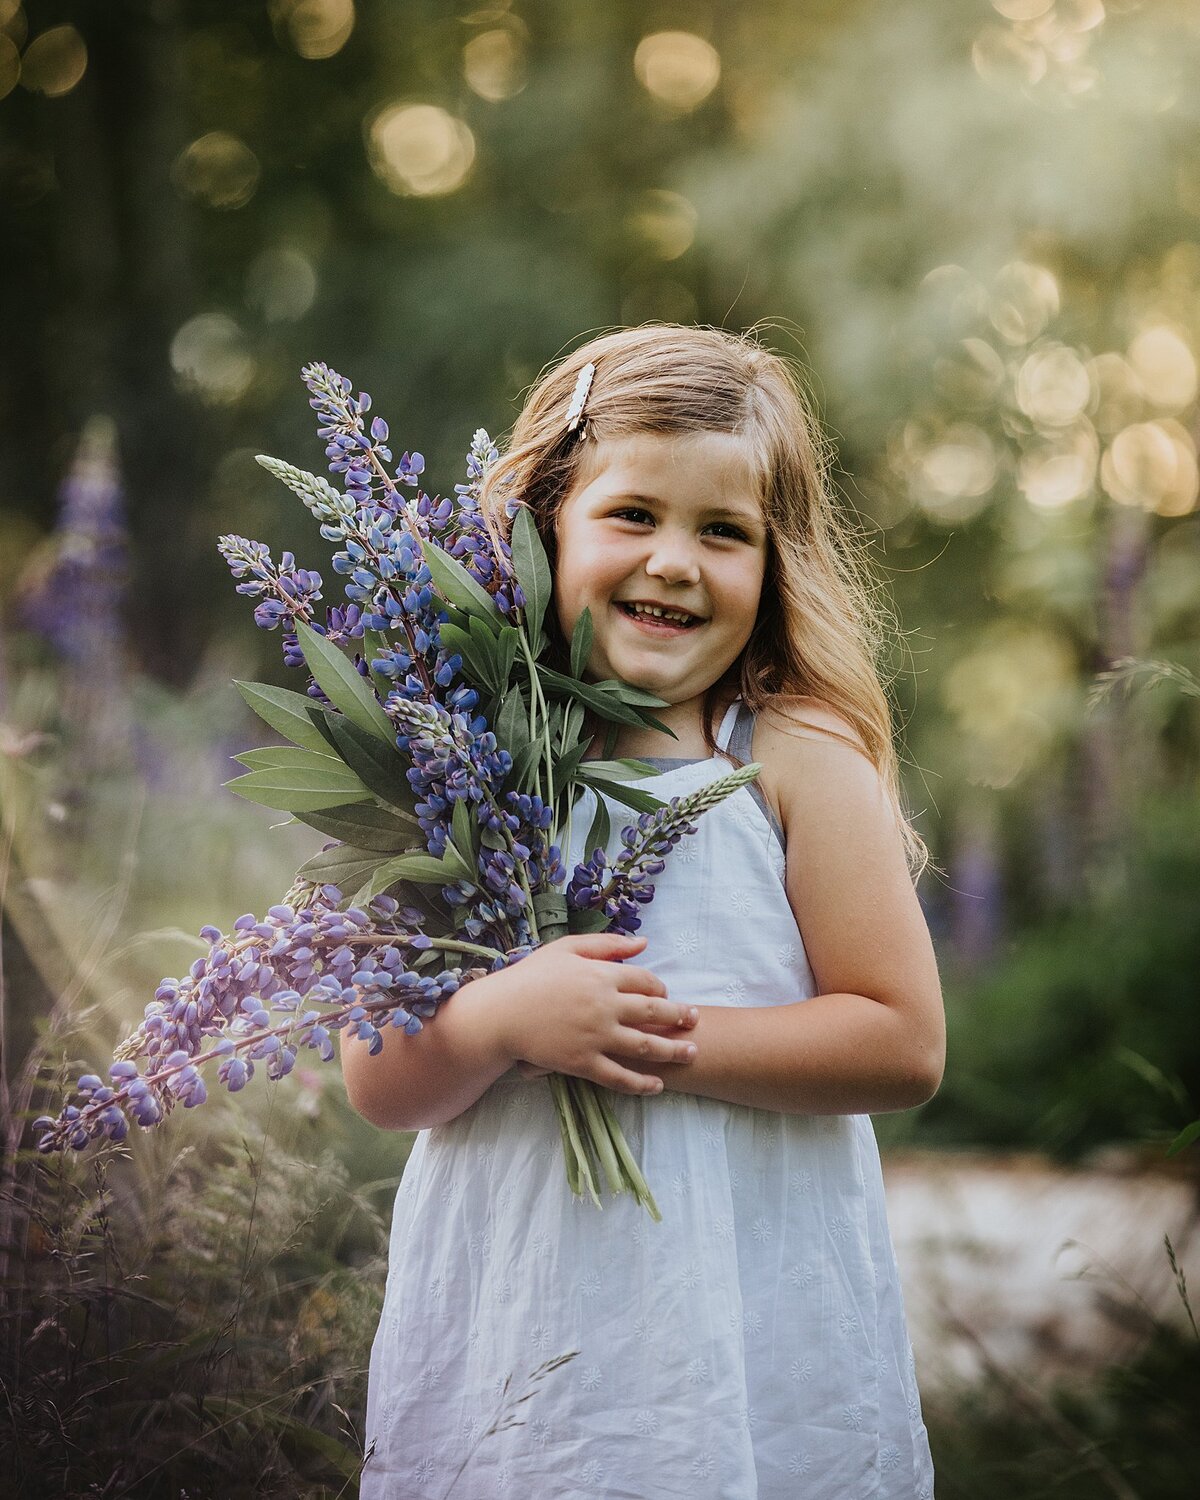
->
[31, 884, 482, 1155]
[16, 416, 133, 772]
[303, 362, 426, 512]
[567, 768, 764, 934]
[18, 416, 129, 668]
[389, 697, 513, 858]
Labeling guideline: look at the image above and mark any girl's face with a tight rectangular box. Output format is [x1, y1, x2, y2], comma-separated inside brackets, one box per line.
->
[553, 431, 769, 728]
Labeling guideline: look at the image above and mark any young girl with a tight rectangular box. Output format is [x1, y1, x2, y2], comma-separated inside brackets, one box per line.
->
[344, 325, 944, 1498]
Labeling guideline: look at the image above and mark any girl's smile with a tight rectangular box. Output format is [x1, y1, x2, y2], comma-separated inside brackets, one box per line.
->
[553, 431, 768, 751]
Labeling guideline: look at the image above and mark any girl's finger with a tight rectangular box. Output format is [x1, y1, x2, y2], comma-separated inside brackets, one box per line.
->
[568, 932, 647, 959]
[612, 966, 669, 997]
[619, 995, 694, 1026]
[590, 1059, 665, 1096]
[612, 1026, 697, 1066]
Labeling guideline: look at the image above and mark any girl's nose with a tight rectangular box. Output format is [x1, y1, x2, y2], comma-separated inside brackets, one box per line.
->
[644, 534, 701, 586]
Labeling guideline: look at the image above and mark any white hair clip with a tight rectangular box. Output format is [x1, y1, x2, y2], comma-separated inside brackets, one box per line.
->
[565, 361, 596, 434]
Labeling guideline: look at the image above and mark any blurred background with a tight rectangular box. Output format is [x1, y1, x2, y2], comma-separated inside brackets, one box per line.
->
[2, 0, 1199, 1495]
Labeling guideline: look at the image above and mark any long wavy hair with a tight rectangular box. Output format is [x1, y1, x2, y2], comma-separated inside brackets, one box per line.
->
[477, 324, 928, 878]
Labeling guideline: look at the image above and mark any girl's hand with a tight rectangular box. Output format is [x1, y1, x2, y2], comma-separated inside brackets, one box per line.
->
[488, 932, 698, 1096]
[515, 994, 699, 1081]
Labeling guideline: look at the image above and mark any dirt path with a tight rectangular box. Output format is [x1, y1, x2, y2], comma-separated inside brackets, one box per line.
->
[881, 1150, 1200, 1392]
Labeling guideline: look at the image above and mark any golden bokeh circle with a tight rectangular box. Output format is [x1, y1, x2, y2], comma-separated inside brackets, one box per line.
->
[367, 103, 476, 197]
[172, 132, 261, 211]
[633, 32, 721, 112]
[20, 24, 87, 97]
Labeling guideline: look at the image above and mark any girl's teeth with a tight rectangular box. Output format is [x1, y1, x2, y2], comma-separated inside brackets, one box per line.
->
[625, 604, 694, 625]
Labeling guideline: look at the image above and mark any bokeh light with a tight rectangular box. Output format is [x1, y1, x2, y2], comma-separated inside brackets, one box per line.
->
[245, 247, 318, 322]
[933, 339, 1007, 409]
[366, 103, 476, 197]
[1015, 342, 1093, 426]
[972, 26, 1047, 90]
[0, 33, 19, 101]
[896, 420, 998, 524]
[170, 313, 255, 405]
[1126, 326, 1197, 411]
[19, 24, 87, 97]
[627, 189, 697, 260]
[633, 32, 720, 112]
[1017, 423, 1098, 509]
[271, 0, 355, 60]
[1101, 419, 1199, 515]
[1088, 352, 1144, 435]
[988, 261, 1060, 345]
[172, 132, 261, 211]
[464, 23, 528, 102]
[991, 0, 1054, 19]
[942, 625, 1077, 788]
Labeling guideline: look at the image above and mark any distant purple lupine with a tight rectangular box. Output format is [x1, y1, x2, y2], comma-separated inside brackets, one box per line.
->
[17, 416, 132, 770]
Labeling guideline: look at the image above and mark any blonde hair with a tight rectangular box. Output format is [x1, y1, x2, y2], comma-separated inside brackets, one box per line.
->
[478, 324, 928, 879]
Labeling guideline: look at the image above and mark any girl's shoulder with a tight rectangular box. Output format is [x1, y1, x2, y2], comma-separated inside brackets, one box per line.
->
[754, 693, 869, 754]
[749, 695, 879, 844]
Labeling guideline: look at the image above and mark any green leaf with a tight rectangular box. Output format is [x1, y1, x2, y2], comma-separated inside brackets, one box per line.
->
[569, 607, 594, 680]
[235, 680, 336, 755]
[507, 739, 542, 795]
[576, 757, 658, 782]
[510, 504, 553, 640]
[293, 620, 394, 740]
[450, 793, 479, 871]
[353, 846, 473, 903]
[496, 624, 520, 685]
[419, 539, 503, 633]
[306, 706, 340, 751]
[296, 843, 397, 893]
[1167, 1119, 1200, 1157]
[325, 714, 416, 814]
[232, 745, 344, 772]
[465, 614, 512, 693]
[582, 792, 611, 859]
[582, 777, 668, 814]
[292, 800, 419, 849]
[496, 684, 531, 758]
[600, 679, 672, 707]
[554, 742, 588, 785]
[438, 622, 492, 686]
[537, 665, 653, 727]
[568, 907, 610, 935]
[224, 767, 373, 812]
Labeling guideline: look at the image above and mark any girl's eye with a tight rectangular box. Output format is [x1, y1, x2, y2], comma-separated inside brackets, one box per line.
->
[611, 509, 747, 541]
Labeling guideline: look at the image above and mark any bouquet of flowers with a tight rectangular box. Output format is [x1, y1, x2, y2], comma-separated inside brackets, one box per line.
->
[33, 364, 761, 1220]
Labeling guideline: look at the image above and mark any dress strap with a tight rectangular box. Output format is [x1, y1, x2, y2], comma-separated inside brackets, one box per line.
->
[726, 698, 756, 762]
[715, 696, 744, 753]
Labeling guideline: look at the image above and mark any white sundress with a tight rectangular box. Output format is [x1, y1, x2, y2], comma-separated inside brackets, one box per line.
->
[360, 696, 935, 1499]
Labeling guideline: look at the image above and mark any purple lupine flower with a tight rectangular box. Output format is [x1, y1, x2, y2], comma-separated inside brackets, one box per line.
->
[30, 884, 485, 1155]
[388, 697, 513, 858]
[19, 416, 129, 669]
[566, 768, 763, 935]
[16, 416, 133, 771]
[303, 361, 424, 510]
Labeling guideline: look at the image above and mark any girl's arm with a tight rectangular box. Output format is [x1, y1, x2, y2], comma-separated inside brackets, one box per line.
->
[632, 701, 946, 1116]
[341, 931, 699, 1130]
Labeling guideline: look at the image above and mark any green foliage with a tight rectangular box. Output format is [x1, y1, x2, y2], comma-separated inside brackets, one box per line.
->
[4, 1118, 393, 1499]
[293, 622, 394, 742]
[926, 1318, 1200, 1499]
[890, 791, 1200, 1161]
